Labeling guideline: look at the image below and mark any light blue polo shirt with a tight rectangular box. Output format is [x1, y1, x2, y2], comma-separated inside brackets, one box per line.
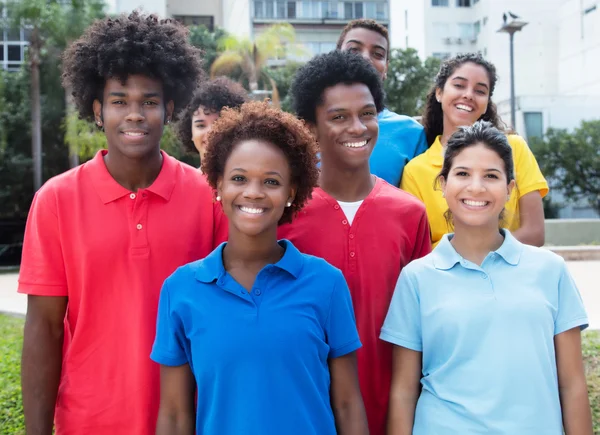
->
[151, 239, 361, 435]
[369, 108, 428, 187]
[380, 230, 588, 435]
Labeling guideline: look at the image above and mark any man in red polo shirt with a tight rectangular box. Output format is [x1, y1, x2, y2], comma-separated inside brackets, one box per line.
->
[279, 51, 431, 435]
[18, 13, 222, 435]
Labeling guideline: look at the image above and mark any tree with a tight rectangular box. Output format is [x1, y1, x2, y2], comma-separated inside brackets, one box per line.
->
[188, 25, 229, 74]
[531, 120, 600, 215]
[384, 48, 441, 117]
[266, 61, 302, 113]
[210, 23, 303, 105]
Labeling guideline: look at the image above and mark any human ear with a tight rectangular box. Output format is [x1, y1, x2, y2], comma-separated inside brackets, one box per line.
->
[507, 179, 515, 201]
[165, 100, 175, 125]
[93, 99, 103, 128]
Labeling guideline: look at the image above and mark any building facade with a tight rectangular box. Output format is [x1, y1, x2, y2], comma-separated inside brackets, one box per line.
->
[0, 1, 29, 71]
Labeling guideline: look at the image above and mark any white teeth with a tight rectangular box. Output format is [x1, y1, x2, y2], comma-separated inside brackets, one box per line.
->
[240, 206, 265, 214]
[463, 199, 488, 207]
[456, 104, 473, 112]
[124, 132, 145, 136]
[343, 140, 367, 148]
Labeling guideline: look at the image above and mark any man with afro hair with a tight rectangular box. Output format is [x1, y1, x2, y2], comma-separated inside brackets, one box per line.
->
[278, 50, 431, 435]
[176, 77, 247, 169]
[18, 12, 224, 435]
[337, 19, 428, 187]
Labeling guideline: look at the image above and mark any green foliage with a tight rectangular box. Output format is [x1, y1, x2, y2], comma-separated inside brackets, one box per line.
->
[583, 330, 600, 433]
[531, 120, 600, 215]
[0, 314, 25, 435]
[384, 48, 441, 117]
[188, 25, 229, 74]
[266, 62, 303, 113]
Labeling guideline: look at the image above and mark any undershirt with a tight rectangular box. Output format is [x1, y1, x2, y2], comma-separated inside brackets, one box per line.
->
[337, 200, 364, 225]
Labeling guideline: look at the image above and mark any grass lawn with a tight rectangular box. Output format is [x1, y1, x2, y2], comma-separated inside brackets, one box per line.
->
[1, 314, 600, 433]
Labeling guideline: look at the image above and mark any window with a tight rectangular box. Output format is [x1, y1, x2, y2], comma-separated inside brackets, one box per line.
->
[344, 2, 353, 19]
[456, 0, 471, 6]
[474, 20, 481, 36]
[432, 52, 451, 60]
[524, 112, 544, 140]
[302, 1, 321, 18]
[457, 23, 475, 40]
[254, 1, 265, 18]
[1, 3, 28, 71]
[432, 0, 449, 6]
[482, 16, 488, 26]
[376, 2, 386, 20]
[354, 2, 363, 18]
[365, 2, 377, 19]
[173, 15, 214, 29]
[287, 1, 296, 18]
[276, 1, 286, 18]
[324, 1, 338, 18]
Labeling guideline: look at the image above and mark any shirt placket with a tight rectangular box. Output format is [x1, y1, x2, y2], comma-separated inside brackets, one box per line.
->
[130, 190, 150, 258]
[333, 202, 357, 273]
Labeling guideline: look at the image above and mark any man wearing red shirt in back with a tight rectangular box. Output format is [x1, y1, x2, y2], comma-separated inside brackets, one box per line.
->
[18, 13, 224, 435]
[279, 51, 431, 435]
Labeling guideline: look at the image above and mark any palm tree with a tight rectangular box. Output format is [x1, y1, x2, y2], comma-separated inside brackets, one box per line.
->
[210, 23, 303, 107]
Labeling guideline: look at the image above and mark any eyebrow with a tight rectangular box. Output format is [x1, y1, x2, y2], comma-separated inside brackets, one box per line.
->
[346, 39, 386, 52]
[108, 92, 161, 98]
[454, 166, 501, 172]
[451, 76, 489, 90]
[228, 168, 283, 177]
[326, 103, 376, 114]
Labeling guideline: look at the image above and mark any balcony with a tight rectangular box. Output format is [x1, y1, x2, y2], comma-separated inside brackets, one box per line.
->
[252, 1, 389, 24]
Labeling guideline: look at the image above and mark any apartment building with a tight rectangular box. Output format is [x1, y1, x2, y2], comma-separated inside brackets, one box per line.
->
[0, 1, 29, 71]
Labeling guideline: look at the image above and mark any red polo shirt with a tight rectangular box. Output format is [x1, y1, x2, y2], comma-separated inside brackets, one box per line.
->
[278, 177, 431, 435]
[18, 150, 224, 435]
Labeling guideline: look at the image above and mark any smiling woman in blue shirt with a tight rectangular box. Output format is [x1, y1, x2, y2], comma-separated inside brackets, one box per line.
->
[151, 101, 368, 435]
[381, 121, 592, 435]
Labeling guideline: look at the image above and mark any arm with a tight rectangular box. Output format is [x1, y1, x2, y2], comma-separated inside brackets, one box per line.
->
[156, 364, 196, 435]
[511, 190, 545, 247]
[555, 328, 593, 435]
[329, 352, 369, 435]
[387, 346, 422, 435]
[22, 295, 68, 435]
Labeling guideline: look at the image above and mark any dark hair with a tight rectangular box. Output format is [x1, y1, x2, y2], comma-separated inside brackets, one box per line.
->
[336, 19, 389, 58]
[202, 101, 319, 225]
[176, 77, 248, 154]
[422, 52, 507, 146]
[62, 11, 204, 122]
[437, 120, 515, 227]
[291, 50, 385, 123]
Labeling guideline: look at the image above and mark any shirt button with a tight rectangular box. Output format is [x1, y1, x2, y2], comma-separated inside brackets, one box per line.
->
[255, 289, 262, 296]
[130, 193, 136, 199]
[142, 193, 147, 198]
[334, 204, 340, 210]
[136, 224, 143, 230]
[482, 274, 488, 280]
[349, 234, 355, 239]
[350, 252, 356, 258]
[342, 219, 348, 225]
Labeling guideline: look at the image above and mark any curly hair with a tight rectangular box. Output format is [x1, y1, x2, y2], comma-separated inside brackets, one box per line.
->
[62, 11, 204, 122]
[290, 50, 385, 124]
[202, 101, 319, 225]
[422, 52, 507, 146]
[176, 77, 248, 154]
[336, 19, 389, 56]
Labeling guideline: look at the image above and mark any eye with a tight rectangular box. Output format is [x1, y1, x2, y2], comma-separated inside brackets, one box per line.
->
[143, 101, 158, 106]
[362, 110, 376, 117]
[485, 173, 499, 179]
[453, 83, 464, 89]
[231, 175, 246, 182]
[476, 90, 487, 96]
[332, 114, 345, 121]
[373, 52, 385, 60]
[265, 179, 280, 186]
[455, 171, 468, 177]
[112, 100, 125, 105]
[348, 47, 359, 53]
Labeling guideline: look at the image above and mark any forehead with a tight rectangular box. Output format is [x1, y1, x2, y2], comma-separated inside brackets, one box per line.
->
[226, 139, 290, 170]
[342, 27, 388, 50]
[104, 75, 163, 95]
[449, 62, 490, 85]
[451, 143, 505, 168]
[320, 82, 374, 110]
[193, 105, 219, 118]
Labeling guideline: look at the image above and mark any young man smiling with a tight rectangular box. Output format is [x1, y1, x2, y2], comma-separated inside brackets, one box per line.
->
[18, 13, 223, 435]
[279, 51, 431, 435]
[337, 19, 428, 187]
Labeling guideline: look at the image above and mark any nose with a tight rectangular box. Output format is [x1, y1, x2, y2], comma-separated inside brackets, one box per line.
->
[243, 179, 266, 199]
[463, 87, 474, 101]
[347, 116, 367, 136]
[466, 175, 486, 193]
[360, 49, 371, 63]
[125, 103, 145, 123]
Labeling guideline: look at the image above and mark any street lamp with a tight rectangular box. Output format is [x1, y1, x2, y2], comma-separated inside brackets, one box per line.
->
[497, 12, 528, 130]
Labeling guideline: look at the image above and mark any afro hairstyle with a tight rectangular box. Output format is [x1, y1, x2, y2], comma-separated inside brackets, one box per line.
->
[176, 77, 248, 154]
[202, 100, 319, 225]
[62, 11, 204, 122]
[336, 18, 390, 55]
[290, 50, 385, 124]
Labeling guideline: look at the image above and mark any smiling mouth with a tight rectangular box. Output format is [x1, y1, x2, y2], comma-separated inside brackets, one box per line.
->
[238, 206, 266, 215]
[456, 104, 474, 113]
[342, 139, 370, 148]
[461, 199, 489, 207]
[122, 131, 148, 137]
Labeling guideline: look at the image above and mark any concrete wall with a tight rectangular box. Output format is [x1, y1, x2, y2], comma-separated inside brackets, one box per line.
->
[545, 219, 600, 246]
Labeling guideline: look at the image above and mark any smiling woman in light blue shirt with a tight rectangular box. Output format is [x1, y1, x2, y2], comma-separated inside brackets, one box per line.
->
[381, 121, 592, 434]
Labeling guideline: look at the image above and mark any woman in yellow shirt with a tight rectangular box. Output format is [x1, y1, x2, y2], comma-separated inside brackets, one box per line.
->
[401, 53, 548, 247]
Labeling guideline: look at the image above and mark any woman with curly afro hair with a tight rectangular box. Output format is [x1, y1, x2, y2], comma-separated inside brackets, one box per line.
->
[151, 101, 369, 435]
[19, 12, 224, 435]
[401, 53, 549, 248]
[176, 77, 247, 169]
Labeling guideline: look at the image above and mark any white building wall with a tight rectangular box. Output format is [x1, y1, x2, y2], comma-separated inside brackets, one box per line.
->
[390, 0, 427, 58]
[112, 0, 167, 17]
[223, 0, 252, 38]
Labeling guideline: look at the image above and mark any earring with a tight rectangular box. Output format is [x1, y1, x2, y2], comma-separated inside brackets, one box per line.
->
[216, 195, 221, 201]
[166, 118, 171, 124]
[286, 201, 292, 207]
[441, 191, 445, 198]
[96, 120, 102, 126]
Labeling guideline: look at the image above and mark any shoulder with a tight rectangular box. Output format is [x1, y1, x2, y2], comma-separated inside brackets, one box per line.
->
[379, 109, 424, 130]
[403, 150, 430, 173]
[376, 179, 426, 210]
[506, 134, 530, 151]
[400, 252, 437, 281]
[170, 156, 209, 186]
[34, 163, 90, 206]
[296, 251, 345, 283]
[520, 243, 567, 270]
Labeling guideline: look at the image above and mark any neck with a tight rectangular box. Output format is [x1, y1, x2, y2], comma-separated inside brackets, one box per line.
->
[440, 124, 458, 148]
[223, 226, 283, 271]
[318, 160, 374, 202]
[104, 149, 163, 191]
[450, 221, 504, 266]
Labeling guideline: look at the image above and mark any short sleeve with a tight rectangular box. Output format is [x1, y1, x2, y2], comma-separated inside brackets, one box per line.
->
[412, 209, 432, 262]
[400, 165, 423, 202]
[509, 135, 549, 198]
[325, 271, 362, 359]
[380, 268, 422, 351]
[151, 279, 189, 366]
[554, 261, 588, 335]
[414, 128, 428, 158]
[18, 185, 68, 296]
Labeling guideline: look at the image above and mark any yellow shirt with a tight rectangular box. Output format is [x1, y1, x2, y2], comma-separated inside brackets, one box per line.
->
[400, 135, 549, 248]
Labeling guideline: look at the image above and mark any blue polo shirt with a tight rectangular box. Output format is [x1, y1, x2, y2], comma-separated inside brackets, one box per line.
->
[380, 230, 588, 435]
[369, 108, 428, 187]
[151, 239, 361, 435]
